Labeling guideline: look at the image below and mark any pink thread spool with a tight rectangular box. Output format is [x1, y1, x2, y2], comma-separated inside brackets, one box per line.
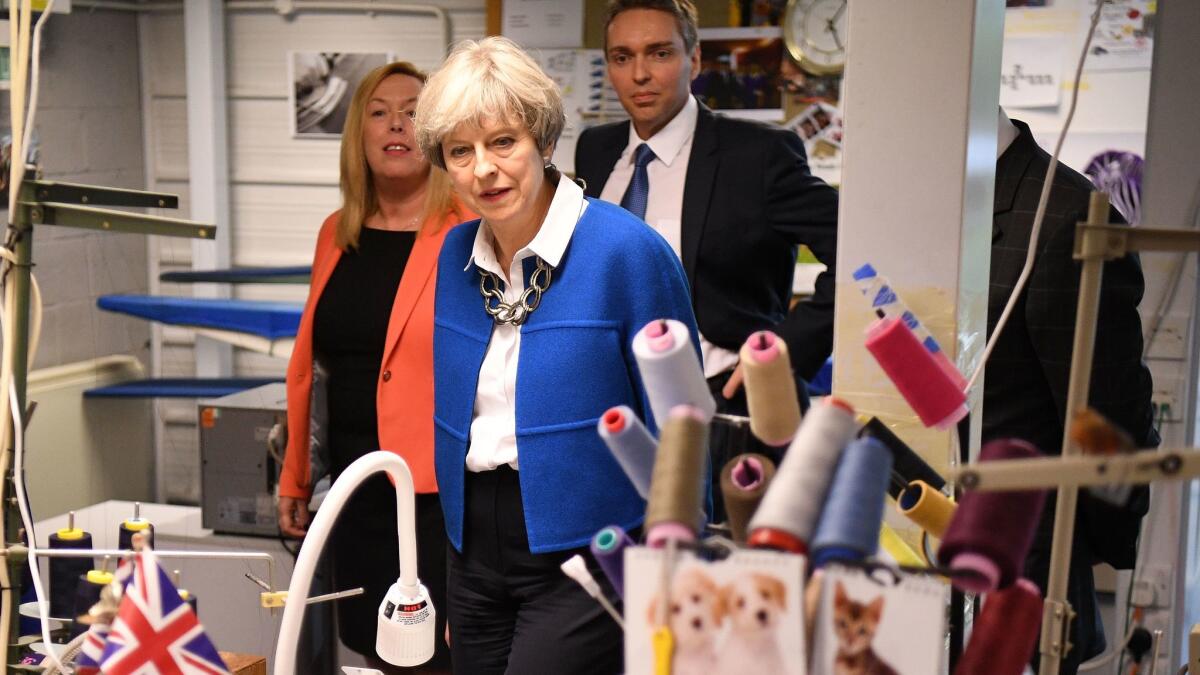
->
[865, 316, 967, 429]
[954, 578, 1042, 675]
[938, 439, 1047, 593]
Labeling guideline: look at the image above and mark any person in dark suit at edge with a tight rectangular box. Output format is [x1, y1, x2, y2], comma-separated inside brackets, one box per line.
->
[988, 108, 1158, 674]
[575, 0, 839, 495]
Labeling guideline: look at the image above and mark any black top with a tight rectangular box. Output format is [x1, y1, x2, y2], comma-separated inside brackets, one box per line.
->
[313, 226, 416, 467]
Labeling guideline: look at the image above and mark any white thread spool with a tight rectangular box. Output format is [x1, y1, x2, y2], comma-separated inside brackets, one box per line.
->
[747, 398, 857, 549]
[632, 319, 715, 429]
[597, 405, 657, 498]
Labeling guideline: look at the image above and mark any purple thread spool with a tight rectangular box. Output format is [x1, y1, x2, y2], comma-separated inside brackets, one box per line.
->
[939, 439, 1046, 593]
[590, 525, 633, 599]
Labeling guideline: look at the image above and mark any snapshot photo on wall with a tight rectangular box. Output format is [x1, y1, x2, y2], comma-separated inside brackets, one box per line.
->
[693, 27, 785, 122]
[289, 51, 392, 138]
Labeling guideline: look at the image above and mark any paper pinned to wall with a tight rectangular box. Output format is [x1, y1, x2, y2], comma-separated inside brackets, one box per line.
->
[1000, 36, 1065, 108]
[502, 0, 584, 49]
[1083, 0, 1154, 72]
[529, 48, 621, 175]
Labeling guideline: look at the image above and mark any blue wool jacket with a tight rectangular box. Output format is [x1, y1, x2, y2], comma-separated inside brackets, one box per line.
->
[433, 198, 700, 553]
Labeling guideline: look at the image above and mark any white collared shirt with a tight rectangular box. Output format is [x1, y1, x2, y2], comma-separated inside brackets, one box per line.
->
[599, 96, 739, 378]
[464, 176, 588, 472]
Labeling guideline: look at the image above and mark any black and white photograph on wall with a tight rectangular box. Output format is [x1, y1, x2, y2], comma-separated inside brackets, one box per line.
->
[692, 27, 784, 122]
[289, 51, 391, 138]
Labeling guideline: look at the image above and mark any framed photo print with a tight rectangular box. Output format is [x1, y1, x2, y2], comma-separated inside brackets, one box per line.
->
[289, 51, 392, 138]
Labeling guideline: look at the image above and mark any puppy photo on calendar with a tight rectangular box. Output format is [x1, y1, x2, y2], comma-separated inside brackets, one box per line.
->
[624, 549, 808, 675]
[716, 572, 788, 673]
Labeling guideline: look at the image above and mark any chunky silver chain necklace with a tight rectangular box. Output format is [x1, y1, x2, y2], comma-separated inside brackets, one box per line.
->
[478, 256, 553, 326]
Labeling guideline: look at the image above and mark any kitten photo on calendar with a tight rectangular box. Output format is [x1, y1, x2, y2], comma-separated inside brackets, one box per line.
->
[813, 565, 948, 675]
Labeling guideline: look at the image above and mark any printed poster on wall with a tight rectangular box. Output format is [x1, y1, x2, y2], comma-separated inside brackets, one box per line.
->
[1000, 36, 1065, 108]
[1083, 0, 1154, 72]
[529, 48, 613, 175]
[502, 0, 584, 49]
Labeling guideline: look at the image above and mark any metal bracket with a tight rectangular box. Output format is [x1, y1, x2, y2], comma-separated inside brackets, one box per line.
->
[19, 201, 214, 240]
[1040, 599, 1076, 663]
[27, 180, 180, 209]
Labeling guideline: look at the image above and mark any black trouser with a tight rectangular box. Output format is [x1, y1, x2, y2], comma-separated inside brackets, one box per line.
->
[446, 466, 623, 675]
[706, 370, 809, 523]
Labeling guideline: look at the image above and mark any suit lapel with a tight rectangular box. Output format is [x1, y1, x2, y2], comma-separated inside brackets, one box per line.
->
[381, 219, 450, 364]
[584, 122, 629, 198]
[993, 121, 1038, 245]
[681, 103, 719, 284]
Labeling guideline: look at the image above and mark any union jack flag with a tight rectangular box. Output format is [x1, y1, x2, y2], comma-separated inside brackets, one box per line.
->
[98, 547, 229, 675]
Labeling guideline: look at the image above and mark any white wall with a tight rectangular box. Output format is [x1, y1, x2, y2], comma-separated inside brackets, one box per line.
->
[139, 3, 487, 503]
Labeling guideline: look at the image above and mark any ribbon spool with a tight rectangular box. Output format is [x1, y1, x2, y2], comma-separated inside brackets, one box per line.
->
[954, 579, 1042, 675]
[644, 405, 709, 547]
[810, 436, 893, 567]
[71, 568, 114, 638]
[896, 480, 956, 540]
[597, 405, 656, 498]
[739, 331, 801, 447]
[939, 439, 1047, 593]
[858, 416, 945, 498]
[48, 512, 93, 619]
[632, 319, 716, 428]
[590, 526, 633, 599]
[747, 398, 857, 553]
[118, 502, 154, 550]
[865, 316, 967, 429]
[719, 453, 776, 544]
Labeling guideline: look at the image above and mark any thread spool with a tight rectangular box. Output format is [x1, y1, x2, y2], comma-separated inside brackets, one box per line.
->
[865, 317, 968, 429]
[49, 511, 94, 619]
[71, 568, 114, 638]
[118, 502, 154, 550]
[644, 405, 709, 547]
[896, 480, 956, 540]
[747, 398, 857, 553]
[632, 319, 716, 428]
[719, 453, 776, 544]
[852, 263, 967, 389]
[590, 526, 633, 599]
[938, 439, 1047, 593]
[810, 436, 893, 567]
[954, 578, 1042, 675]
[739, 331, 802, 446]
[597, 406, 656, 498]
[858, 416, 945, 499]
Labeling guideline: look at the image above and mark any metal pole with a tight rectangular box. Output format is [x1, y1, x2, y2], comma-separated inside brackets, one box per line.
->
[1038, 192, 1112, 674]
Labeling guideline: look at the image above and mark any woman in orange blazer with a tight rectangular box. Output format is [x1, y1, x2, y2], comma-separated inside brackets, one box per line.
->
[279, 61, 467, 672]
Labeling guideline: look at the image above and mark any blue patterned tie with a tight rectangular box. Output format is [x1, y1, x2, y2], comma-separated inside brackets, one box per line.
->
[620, 143, 656, 221]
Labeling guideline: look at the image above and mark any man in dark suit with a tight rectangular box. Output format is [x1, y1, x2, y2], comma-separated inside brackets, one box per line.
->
[988, 111, 1158, 673]
[575, 0, 838, 459]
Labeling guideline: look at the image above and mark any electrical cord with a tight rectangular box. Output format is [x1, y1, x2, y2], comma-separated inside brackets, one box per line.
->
[965, 0, 1109, 393]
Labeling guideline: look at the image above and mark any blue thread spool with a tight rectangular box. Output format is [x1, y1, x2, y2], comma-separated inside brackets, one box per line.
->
[590, 526, 632, 599]
[810, 436, 893, 568]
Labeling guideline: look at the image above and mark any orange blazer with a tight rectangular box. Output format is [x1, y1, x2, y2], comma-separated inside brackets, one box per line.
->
[281, 207, 465, 499]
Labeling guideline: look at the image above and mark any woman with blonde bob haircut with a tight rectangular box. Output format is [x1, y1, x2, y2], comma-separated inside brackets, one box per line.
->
[281, 60, 467, 671]
[417, 37, 700, 673]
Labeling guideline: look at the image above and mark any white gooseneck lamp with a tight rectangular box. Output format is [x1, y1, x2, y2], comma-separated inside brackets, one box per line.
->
[274, 451, 434, 673]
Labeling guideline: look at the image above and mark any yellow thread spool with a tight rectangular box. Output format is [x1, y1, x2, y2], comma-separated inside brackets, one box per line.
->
[897, 479, 956, 539]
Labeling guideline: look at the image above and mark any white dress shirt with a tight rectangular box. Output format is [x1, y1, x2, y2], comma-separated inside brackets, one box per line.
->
[464, 176, 588, 472]
[599, 96, 739, 378]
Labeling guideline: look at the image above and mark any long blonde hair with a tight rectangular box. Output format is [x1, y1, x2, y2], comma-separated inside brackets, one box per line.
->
[337, 61, 461, 250]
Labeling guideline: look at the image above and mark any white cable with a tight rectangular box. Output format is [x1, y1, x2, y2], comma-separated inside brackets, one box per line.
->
[1077, 622, 1138, 670]
[20, 0, 56, 167]
[965, 0, 1109, 393]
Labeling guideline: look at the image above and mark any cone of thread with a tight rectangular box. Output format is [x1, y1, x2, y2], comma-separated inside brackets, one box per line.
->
[954, 579, 1042, 675]
[48, 528, 93, 619]
[645, 408, 709, 538]
[590, 526, 633, 599]
[598, 405, 657, 498]
[897, 480, 956, 539]
[720, 453, 777, 543]
[939, 439, 1046, 592]
[811, 436, 893, 567]
[740, 331, 801, 446]
[748, 399, 857, 548]
[864, 316, 967, 429]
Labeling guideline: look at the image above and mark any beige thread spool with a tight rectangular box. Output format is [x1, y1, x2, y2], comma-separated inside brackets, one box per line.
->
[645, 405, 709, 546]
[720, 453, 777, 544]
[740, 331, 802, 447]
